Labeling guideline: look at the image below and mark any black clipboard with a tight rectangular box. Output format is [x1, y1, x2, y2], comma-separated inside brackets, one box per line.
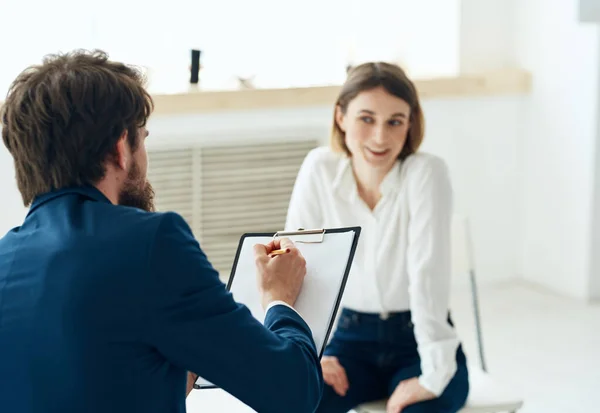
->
[194, 226, 361, 390]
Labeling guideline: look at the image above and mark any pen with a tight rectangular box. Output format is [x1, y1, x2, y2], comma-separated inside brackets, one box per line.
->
[269, 248, 290, 257]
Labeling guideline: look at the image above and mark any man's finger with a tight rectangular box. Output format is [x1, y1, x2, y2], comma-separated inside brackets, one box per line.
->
[253, 244, 268, 262]
[278, 237, 296, 250]
[263, 239, 278, 254]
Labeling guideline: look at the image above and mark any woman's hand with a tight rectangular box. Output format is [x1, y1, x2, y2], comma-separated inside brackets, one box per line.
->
[321, 356, 349, 396]
[386, 377, 435, 413]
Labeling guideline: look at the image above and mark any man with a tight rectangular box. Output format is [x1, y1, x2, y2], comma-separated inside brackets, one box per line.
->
[0, 50, 322, 413]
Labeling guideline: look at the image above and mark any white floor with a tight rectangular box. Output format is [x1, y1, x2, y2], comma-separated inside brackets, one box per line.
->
[186, 281, 600, 413]
[449, 280, 600, 413]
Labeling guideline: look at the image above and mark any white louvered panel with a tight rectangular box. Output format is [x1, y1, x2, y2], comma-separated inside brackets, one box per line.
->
[199, 139, 319, 280]
[147, 148, 195, 226]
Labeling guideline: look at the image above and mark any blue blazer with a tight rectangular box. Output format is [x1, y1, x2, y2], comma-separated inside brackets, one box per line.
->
[0, 186, 323, 413]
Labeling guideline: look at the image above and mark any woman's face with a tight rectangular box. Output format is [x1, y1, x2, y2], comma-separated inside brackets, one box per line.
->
[336, 86, 411, 174]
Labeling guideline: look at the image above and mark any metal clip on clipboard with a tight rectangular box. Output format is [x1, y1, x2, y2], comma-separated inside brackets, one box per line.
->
[273, 228, 326, 244]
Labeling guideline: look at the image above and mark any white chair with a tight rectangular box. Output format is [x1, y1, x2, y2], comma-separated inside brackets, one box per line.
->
[354, 215, 524, 413]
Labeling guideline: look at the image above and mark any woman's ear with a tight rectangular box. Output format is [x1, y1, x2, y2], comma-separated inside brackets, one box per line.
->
[335, 105, 346, 133]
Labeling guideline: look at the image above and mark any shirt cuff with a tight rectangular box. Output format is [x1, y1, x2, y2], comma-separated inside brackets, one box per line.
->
[265, 300, 301, 317]
[417, 359, 458, 397]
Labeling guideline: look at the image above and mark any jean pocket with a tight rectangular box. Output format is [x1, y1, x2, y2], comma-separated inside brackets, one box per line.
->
[337, 314, 352, 330]
[337, 311, 364, 330]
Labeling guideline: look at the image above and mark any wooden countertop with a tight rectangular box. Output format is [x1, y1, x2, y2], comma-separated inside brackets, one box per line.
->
[151, 69, 531, 115]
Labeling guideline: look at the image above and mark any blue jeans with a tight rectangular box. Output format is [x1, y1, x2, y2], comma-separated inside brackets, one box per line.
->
[316, 309, 469, 413]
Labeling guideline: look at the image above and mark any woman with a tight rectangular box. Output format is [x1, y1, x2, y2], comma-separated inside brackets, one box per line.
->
[285, 62, 469, 413]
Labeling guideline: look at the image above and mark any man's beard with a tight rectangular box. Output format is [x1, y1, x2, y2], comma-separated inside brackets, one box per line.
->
[118, 161, 155, 212]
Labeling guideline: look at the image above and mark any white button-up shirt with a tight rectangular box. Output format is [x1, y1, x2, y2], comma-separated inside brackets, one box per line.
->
[285, 147, 460, 396]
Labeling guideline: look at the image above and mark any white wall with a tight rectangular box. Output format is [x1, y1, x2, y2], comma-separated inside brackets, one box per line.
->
[459, 0, 518, 73]
[421, 96, 525, 284]
[0, 144, 27, 236]
[514, 0, 599, 300]
[460, 0, 600, 301]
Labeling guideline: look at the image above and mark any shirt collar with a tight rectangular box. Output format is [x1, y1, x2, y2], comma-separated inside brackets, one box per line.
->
[28, 185, 112, 215]
[333, 157, 403, 203]
[332, 156, 357, 203]
[379, 161, 403, 196]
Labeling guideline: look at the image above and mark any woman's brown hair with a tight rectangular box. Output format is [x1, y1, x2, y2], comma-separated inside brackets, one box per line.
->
[331, 62, 424, 160]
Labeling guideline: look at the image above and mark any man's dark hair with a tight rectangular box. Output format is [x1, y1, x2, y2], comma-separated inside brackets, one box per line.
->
[0, 49, 154, 206]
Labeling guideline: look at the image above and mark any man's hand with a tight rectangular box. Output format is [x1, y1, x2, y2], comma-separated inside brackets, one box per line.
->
[253, 237, 306, 309]
[186, 372, 198, 397]
[386, 377, 435, 413]
[321, 356, 349, 396]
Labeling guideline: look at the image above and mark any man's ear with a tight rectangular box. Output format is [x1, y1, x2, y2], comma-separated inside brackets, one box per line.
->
[335, 105, 346, 133]
[114, 131, 129, 171]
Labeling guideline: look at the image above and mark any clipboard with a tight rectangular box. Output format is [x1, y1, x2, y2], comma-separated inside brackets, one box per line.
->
[194, 226, 361, 390]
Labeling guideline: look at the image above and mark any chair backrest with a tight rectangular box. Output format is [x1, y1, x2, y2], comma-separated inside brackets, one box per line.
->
[451, 213, 476, 278]
[451, 213, 488, 372]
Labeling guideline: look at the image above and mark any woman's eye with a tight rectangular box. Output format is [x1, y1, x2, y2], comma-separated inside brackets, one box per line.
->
[360, 116, 374, 124]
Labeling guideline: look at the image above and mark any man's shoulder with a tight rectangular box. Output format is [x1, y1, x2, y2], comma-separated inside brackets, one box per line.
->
[81, 208, 198, 285]
[107, 205, 186, 227]
[103, 206, 192, 243]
